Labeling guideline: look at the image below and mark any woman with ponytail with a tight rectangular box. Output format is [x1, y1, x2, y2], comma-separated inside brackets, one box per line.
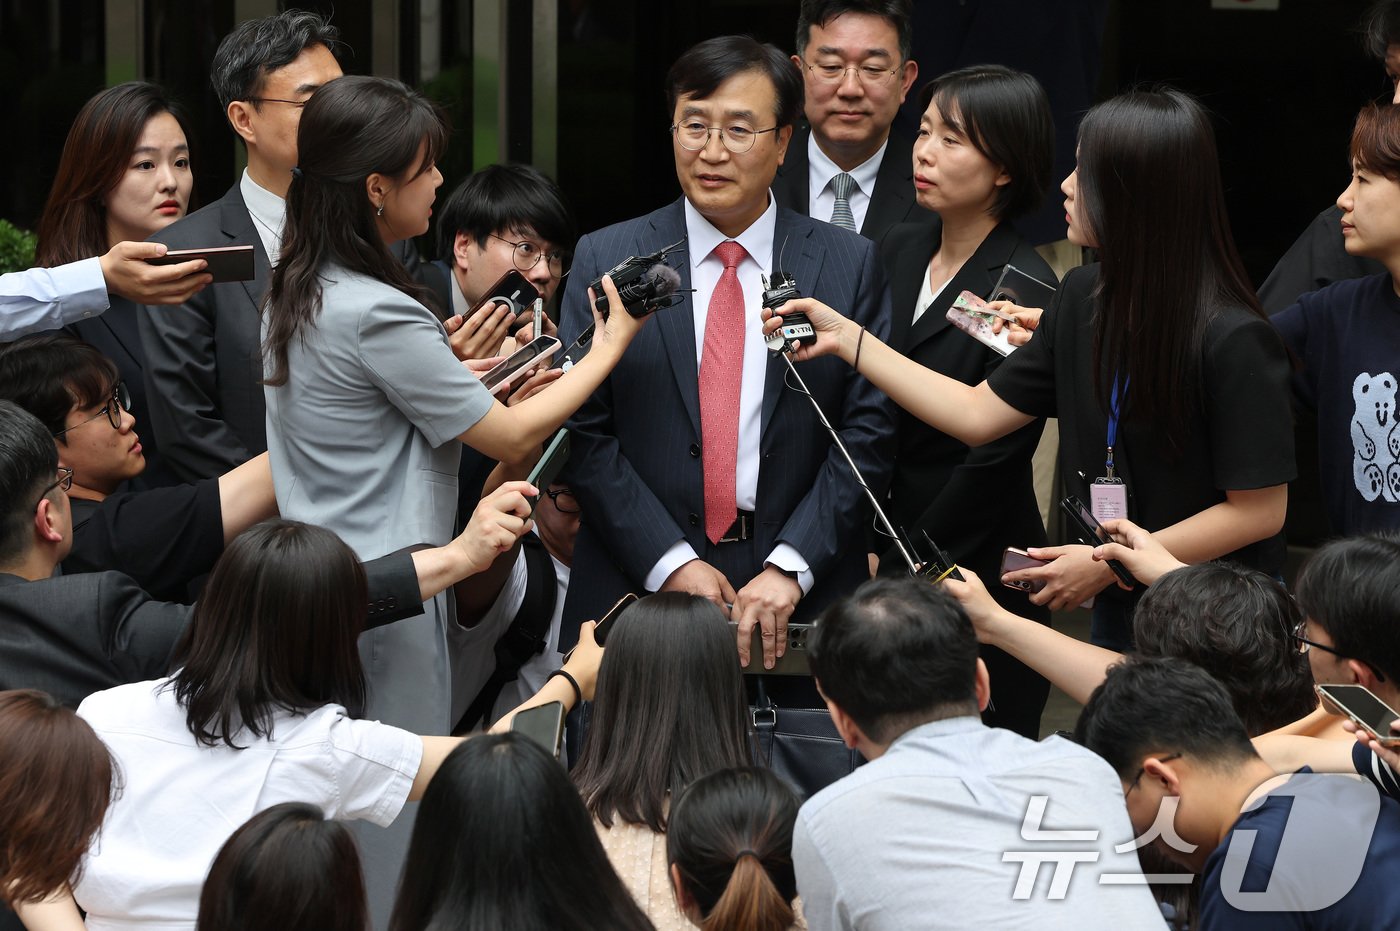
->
[666, 767, 804, 931]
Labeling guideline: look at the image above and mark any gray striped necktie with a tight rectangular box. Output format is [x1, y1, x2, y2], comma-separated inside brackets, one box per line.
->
[829, 172, 858, 232]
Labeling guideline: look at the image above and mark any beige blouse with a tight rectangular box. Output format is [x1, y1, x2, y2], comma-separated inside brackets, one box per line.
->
[593, 815, 807, 931]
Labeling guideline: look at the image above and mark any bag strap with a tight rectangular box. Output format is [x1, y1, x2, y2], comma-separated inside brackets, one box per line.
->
[456, 534, 558, 731]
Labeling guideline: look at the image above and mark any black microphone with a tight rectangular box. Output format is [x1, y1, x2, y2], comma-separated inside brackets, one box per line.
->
[762, 272, 816, 352]
[589, 239, 687, 320]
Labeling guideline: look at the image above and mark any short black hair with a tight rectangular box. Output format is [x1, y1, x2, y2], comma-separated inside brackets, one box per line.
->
[1362, 0, 1400, 60]
[1295, 535, 1400, 682]
[0, 402, 60, 566]
[1133, 562, 1315, 736]
[0, 334, 119, 440]
[1074, 656, 1258, 781]
[211, 9, 343, 111]
[666, 35, 804, 129]
[795, 0, 914, 62]
[808, 578, 979, 743]
[917, 65, 1054, 221]
[434, 163, 577, 261]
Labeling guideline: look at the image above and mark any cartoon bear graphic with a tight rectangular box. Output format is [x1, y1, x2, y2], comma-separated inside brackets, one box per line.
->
[1352, 372, 1398, 503]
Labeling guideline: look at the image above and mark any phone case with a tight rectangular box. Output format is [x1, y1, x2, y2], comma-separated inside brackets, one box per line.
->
[946, 291, 1015, 357]
[1000, 548, 1049, 593]
[989, 263, 1057, 309]
[147, 244, 255, 283]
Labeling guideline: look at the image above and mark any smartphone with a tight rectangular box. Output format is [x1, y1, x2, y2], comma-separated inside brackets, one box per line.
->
[525, 429, 571, 519]
[1059, 495, 1137, 590]
[1317, 684, 1400, 747]
[471, 269, 540, 318]
[946, 291, 1016, 357]
[593, 592, 639, 646]
[480, 335, 561, 393]
[728, 621, 813, 676]
[1000, 547, 1049, 593]
[145, 244, 255, 283]
[511, 700, 565, 759]
[989, 263, 1056, 309]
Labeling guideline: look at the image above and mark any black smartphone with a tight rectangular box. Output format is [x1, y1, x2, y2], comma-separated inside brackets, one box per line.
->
[1000, 547, 1049, 593]
[1059, 496, 1136, 590]
[728, 621, 814, 676]
[145, 244, 255, 283]
[471, 269, 540, 318]
[561, 591, 637, 663]
[511, 701, 565, 759]
[1317, 684, 1400, 747]
[525, 429, 571, 519]
[480, 336, 561, 393]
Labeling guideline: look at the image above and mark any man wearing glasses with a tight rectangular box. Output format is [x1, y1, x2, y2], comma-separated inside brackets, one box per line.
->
[557, 35, 894, 677]
[772, 0, 922, 242]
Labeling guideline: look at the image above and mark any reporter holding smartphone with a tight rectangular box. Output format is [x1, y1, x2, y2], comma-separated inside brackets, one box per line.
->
[767, 88, 1294, 650]
[259, 76, 645, 921]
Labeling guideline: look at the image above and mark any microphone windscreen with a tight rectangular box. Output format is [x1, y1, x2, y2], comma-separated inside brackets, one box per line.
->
[642, 262, 682, 299]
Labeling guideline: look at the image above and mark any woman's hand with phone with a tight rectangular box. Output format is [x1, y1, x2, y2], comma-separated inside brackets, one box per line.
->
[760, 297, 851, 362]
[1093, 518, 1186, 586]
[454, 480, 536, 576]
[561, 620, 603, 702]
[1016, 544, 1116, 611]
[986, 300, 1042, 348]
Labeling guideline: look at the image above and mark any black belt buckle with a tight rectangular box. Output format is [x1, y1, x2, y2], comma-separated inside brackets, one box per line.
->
[718, 511, 755, 543]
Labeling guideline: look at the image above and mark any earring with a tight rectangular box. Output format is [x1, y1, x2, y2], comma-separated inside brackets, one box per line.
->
[376, 203, 385, 217]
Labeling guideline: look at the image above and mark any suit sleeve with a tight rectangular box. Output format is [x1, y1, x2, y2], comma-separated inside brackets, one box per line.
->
[559, 232, 691, 583]
[101, 573, 194, 681]
[362, 550, 428, 629]
[137, 282, 251, 481]
[773, 240, 897, 578]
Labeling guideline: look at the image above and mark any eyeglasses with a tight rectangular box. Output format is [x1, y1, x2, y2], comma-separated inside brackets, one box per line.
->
[671, 121, 781, 154]
[245, 96, 312, 109]
[1295, 621, 1386, 682]
[35, 467, 73, 506]
[546, 487, 580, 514]
[1124, 752, 1181, 798]
[488, 235, 571, 279]
[53, 382, 131, 437]
[803, 61, 902, 87]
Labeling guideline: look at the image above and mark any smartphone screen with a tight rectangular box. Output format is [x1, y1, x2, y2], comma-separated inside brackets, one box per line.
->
[481, 336, 561, 392]
[1318, 685, 1400, 742]
[512, 701, 565, 759]
[526, 429, 571, 519]
[472, 269, 540, 317]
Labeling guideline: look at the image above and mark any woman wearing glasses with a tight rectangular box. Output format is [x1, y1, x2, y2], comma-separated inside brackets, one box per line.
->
[32, 82, 195, 488]
[260, 75, 644, 911]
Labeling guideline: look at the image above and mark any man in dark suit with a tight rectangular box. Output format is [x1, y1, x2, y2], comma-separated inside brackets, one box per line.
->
[137, 11, 344, 480]
[559, 36, 895, 670]
[0, 400, 516, 710]
[772, 0, 923, 243]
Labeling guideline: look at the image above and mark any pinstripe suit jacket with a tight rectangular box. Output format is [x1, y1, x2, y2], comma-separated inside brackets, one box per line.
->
[558, 197, 895, 641]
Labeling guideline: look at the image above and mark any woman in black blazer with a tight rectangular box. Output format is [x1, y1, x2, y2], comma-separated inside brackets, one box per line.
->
[876, 66, 1057, 738]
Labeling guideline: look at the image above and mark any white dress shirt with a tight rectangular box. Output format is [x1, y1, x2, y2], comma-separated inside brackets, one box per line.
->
[910, 262, 951, 327]
[644, 195, 813, 594]
[808, 134, 887, 235]
[0, 257, 107, 340]
[241, 169, 287, 266]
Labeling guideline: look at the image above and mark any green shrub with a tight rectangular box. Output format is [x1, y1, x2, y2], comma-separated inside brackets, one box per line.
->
[0, 220, 38, 274]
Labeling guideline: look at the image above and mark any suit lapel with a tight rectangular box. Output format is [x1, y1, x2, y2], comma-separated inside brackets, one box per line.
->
[887, 219, 939, 354]
[761, 210, 823, 439]
[903, 221, 1022, 354]
[220, 184, 271, 310]
[860, 131, 917, 238]
[648, 201, 702, 435]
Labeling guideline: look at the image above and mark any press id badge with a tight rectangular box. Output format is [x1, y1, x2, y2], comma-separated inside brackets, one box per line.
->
[1090, 477, 1128, 522]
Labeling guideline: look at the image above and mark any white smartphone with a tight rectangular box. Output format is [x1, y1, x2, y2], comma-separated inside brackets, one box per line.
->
[480, 335, 561, 393]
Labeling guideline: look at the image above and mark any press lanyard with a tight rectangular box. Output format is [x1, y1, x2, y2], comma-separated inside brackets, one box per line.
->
[1105, 378, 1125, 480]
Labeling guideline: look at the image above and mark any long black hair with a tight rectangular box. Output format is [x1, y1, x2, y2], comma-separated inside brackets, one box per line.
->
[1076, 89, 1264, 456]
[170, 519, 368, 748]
[388, 733, 654, 931]
[571, 593, 753, 832]
[667, 767, 799, 931]
[262, 75, 446, 386]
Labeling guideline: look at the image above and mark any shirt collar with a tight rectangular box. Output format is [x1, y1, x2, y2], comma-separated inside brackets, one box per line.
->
[808, 133, 887, 199]
[240, 168, 286, 237]
[887, 714, 986, 750]
[682, 193, 777, 270]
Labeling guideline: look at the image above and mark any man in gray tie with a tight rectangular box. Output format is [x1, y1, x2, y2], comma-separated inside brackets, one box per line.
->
[772, 0, 925, 241]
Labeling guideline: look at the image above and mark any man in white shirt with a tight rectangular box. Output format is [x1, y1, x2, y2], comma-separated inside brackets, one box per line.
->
[137, 10, 344, 481]
[772, 0, 924, 242]
[1, 242, 208, 341]
[557, 35, 894, 672]
[795, 578, 1168, 930]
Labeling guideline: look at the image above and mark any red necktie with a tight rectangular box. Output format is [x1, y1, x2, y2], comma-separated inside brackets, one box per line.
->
[699, 240, 748, 544]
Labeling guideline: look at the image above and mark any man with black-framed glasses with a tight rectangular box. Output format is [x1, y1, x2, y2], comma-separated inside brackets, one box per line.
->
[772, 0, 924, 242]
